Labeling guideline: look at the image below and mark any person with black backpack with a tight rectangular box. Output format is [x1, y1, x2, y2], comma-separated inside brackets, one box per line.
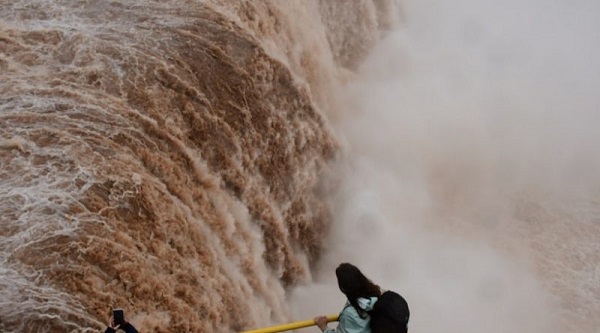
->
[313, 263, 380, 333]
[313, 263, 410, 333]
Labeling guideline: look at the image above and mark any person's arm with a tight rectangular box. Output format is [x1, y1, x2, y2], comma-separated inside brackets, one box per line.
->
[316, 306, 349, 333]
[121, 322, 139, 333]
[336, 314, 367, 333]
[105, 316, 119, 333]
[317, 314, 351, 333]
[333, 305, 371, 333]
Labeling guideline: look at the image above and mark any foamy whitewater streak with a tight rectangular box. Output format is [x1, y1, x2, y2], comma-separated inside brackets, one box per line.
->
[0, 1, 399, 332]
[292, 1, 600, 333]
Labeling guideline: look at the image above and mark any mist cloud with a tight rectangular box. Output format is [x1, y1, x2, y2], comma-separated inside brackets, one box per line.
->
[291, 1, 600, 332]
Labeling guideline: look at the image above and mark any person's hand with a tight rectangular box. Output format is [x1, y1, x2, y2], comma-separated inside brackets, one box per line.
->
[313, 316, 329, 332]
[108, 316, 121, 330]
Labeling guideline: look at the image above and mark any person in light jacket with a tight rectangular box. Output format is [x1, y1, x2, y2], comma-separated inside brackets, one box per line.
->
[314, 263, 381, 333]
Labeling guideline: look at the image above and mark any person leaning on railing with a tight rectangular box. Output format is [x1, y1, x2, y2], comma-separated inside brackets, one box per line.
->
[313, 263, 381, 333]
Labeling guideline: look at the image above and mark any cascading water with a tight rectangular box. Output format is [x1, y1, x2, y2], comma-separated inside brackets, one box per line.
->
[2, 1, 598, 333]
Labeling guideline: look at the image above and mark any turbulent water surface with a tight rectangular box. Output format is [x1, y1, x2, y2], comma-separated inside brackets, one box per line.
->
[0, 0, 397, 332]
[1, 1, 599, 333]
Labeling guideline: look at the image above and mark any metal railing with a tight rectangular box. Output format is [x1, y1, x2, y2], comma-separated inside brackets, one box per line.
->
[240, 314, 339, 333]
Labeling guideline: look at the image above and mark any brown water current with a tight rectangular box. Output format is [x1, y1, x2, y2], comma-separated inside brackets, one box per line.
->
[0, 1, 398, 332]
[2, 1, 600, 333]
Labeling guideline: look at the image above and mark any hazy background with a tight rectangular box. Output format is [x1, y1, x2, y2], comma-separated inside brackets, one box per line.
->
[291, 0, 600, 332]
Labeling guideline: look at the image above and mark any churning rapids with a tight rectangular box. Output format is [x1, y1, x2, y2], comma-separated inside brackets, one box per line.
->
[1, 1, 599, 333]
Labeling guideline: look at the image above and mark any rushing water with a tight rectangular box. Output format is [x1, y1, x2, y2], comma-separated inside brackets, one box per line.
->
[0, 1, 399, 332]
[1, 1, 599, 333]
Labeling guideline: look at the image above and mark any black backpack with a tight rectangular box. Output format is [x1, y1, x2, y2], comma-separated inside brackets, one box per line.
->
[369, 290, 410, 333]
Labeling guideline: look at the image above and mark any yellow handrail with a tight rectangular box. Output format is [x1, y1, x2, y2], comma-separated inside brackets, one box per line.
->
[240, 314, 339, 333]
